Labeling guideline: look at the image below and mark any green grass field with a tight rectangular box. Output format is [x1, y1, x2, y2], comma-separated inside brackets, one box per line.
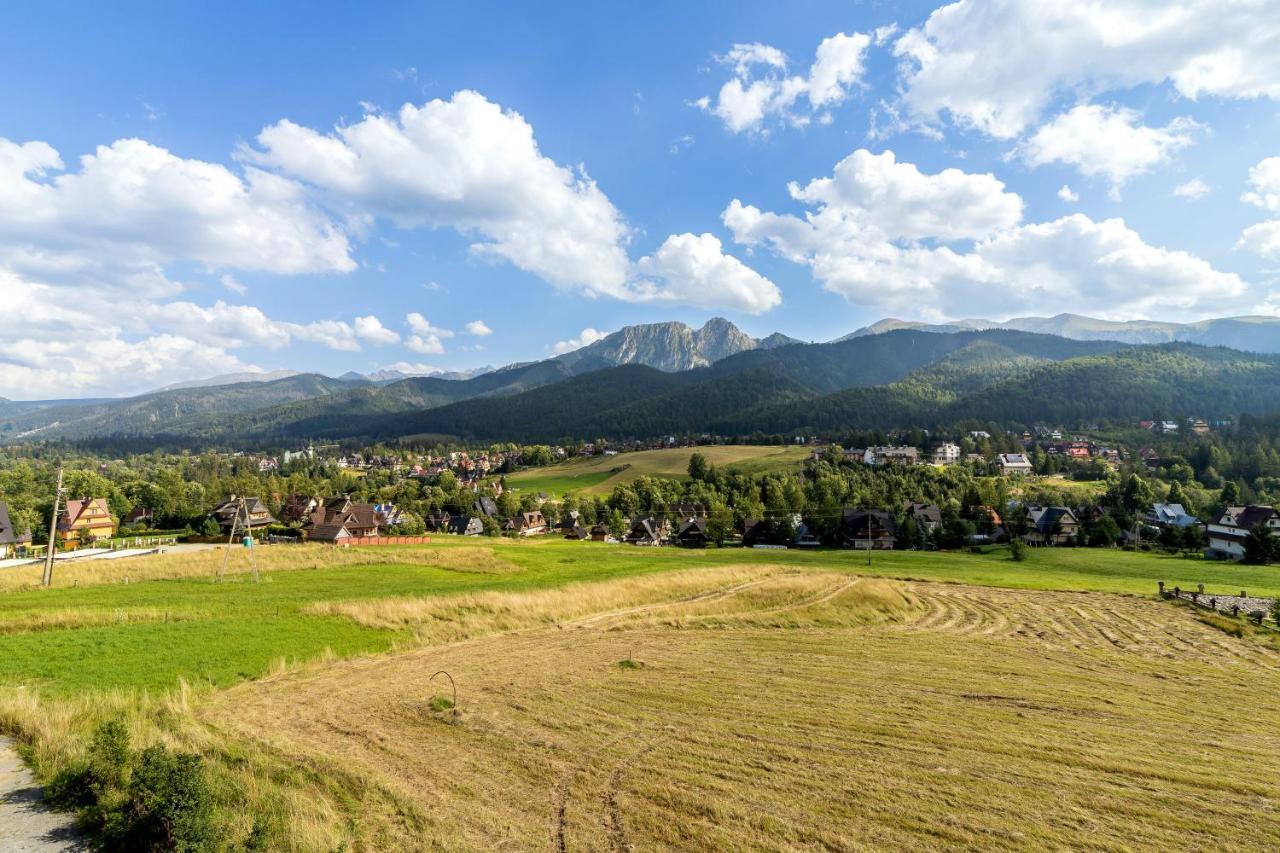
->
[501, 444, 812, 496]
[1, 539, 1275, 695]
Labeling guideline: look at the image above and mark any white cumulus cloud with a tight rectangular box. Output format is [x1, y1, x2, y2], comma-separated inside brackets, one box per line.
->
[1018, 104, 1200, 188]
[1057, 185, 1079, 202]
[353, 315, 400, 345]
[246, 90, 632, 296]
[632, 232, 782, 315]
[550, 328, 608, 355]
[698, 32, 873, 133]
[464, 320, 493, 336]
[894, 0, 1280, 140]
[724, 147, 1246, 320]
[1243, 156, 1280, 211]
[1173, 177, 1210, 199]
[405, 312, 455, 355]
[0, 136, 354, 283]
[1237, 220, 1280, 259]
[1238, 156, 1280, 258]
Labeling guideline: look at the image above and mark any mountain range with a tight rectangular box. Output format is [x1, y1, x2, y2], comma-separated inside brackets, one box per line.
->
[4, 314, 1280, 447]
[845, 313, 1280, 351]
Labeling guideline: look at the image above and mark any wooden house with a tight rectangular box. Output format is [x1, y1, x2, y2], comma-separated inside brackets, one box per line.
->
[58, 497, 115, 547]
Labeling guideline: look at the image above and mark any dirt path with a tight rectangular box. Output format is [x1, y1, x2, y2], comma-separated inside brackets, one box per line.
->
[0, 738, 85, 852]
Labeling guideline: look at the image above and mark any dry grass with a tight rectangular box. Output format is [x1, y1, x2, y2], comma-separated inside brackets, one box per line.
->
[0, 651, 440, 852]
[207, 577, 1280, 851]
[0, 607, 203, 635]
[0, 543, 520, 592]
[305, 565, 918, 644]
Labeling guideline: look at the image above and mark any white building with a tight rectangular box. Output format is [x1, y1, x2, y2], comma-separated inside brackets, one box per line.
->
[1206, 505, 1280, 559]
[998, 453, 1034, 476]
[931, 442, 961, 465]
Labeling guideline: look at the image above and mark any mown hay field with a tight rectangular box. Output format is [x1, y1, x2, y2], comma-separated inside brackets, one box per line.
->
[2, 541, 1280, 849]
[500, 445, 812, 496]
[208, 565, 1280, 850]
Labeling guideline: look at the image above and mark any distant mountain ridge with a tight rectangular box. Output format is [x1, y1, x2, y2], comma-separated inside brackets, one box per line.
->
[156, 370, 303, 392]
[552, 318, 799, 373]
[844, 313, 1280, 353]
[10, 318, 1280, 448]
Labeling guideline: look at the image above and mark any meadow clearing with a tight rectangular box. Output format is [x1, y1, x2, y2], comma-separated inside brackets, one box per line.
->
[1, 539, 1278, 849]
[499, 445, 813, 496]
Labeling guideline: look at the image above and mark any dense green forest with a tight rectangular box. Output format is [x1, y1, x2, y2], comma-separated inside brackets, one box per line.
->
[284, 341, 1280, 445]
[2, 330, 1124, 448]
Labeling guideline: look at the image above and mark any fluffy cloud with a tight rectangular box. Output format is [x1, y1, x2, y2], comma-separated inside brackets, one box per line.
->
[1174, 178, 1210, 199]
[1237, 220, 1280, 259]
[550, 328, 607, 355]
[0, 334, 257, 401]
[698, 33, 872, 133]
[353, 315, 400, 345]
[246, 91, 631, 295]
[790, 149, 1023, 241]
[404, 312, 455, 355]
[1242, 156, 1280, 211]
[1238, 156, 1280, 258]
[724, 148, 1246, 319]
[1018, 104, 1200, 188]
[894, 0, 1280, 139]
[0, 137, 354, 283]
[464, 320, 493, 336]
[631, 233, 781, 314]
[1057, 185, 1079, 202]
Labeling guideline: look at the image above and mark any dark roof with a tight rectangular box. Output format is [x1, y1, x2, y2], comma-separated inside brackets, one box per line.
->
[840, 508, 896, 538]
[625, 517, 664, 542]
[124, 506, 153, 523]
[309, 523, 350, 542]
[1026, 506, 1078, 533]
[213, 497, 274, 523]
[903, 502, 942, 523]
[447, 516, 482, 534]
[676, 518, 708, 539]
[1214, 505, 1278, 530]
[0, 501, 18, 546]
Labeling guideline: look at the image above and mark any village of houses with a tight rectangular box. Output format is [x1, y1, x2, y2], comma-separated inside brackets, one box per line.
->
[0, 415, 1273, 566]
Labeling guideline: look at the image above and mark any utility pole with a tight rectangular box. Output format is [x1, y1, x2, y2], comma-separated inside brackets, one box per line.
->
[217, 497, 259, 583]
[42, 467, 64, 587]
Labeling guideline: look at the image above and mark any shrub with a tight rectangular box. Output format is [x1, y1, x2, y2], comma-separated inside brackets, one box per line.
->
[48, 720, 221, 852]
[46, 720, 131, 809]
[1009, 538, 1026, 562]
[103, 746, 219, 852]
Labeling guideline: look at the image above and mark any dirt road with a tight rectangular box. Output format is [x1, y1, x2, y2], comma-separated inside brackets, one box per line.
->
[0, 738, 84, 852]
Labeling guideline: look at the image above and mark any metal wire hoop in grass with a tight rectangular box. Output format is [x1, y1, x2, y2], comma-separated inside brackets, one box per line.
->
[430, 670, 457, 712]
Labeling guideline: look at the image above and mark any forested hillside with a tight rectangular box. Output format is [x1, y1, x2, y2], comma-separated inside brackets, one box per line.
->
[14, 330, 1280, 448]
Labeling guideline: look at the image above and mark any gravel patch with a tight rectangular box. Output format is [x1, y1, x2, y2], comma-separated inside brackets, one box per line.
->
[0, 737, 85, 852]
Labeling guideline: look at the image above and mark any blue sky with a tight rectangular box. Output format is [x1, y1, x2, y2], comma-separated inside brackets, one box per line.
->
[2, 0, 1279, 398]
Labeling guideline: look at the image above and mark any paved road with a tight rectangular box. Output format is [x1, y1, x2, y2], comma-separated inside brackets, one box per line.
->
[0, 738, 84, 852]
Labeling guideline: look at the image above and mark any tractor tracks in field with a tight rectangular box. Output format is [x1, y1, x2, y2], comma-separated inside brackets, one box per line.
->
[892, 583, 1280, 669]
[550, 729, 668, 853]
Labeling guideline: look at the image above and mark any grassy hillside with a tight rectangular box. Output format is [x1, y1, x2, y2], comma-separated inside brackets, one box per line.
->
[2, 540, 1278, 849]
[502, 445, 812, 496]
